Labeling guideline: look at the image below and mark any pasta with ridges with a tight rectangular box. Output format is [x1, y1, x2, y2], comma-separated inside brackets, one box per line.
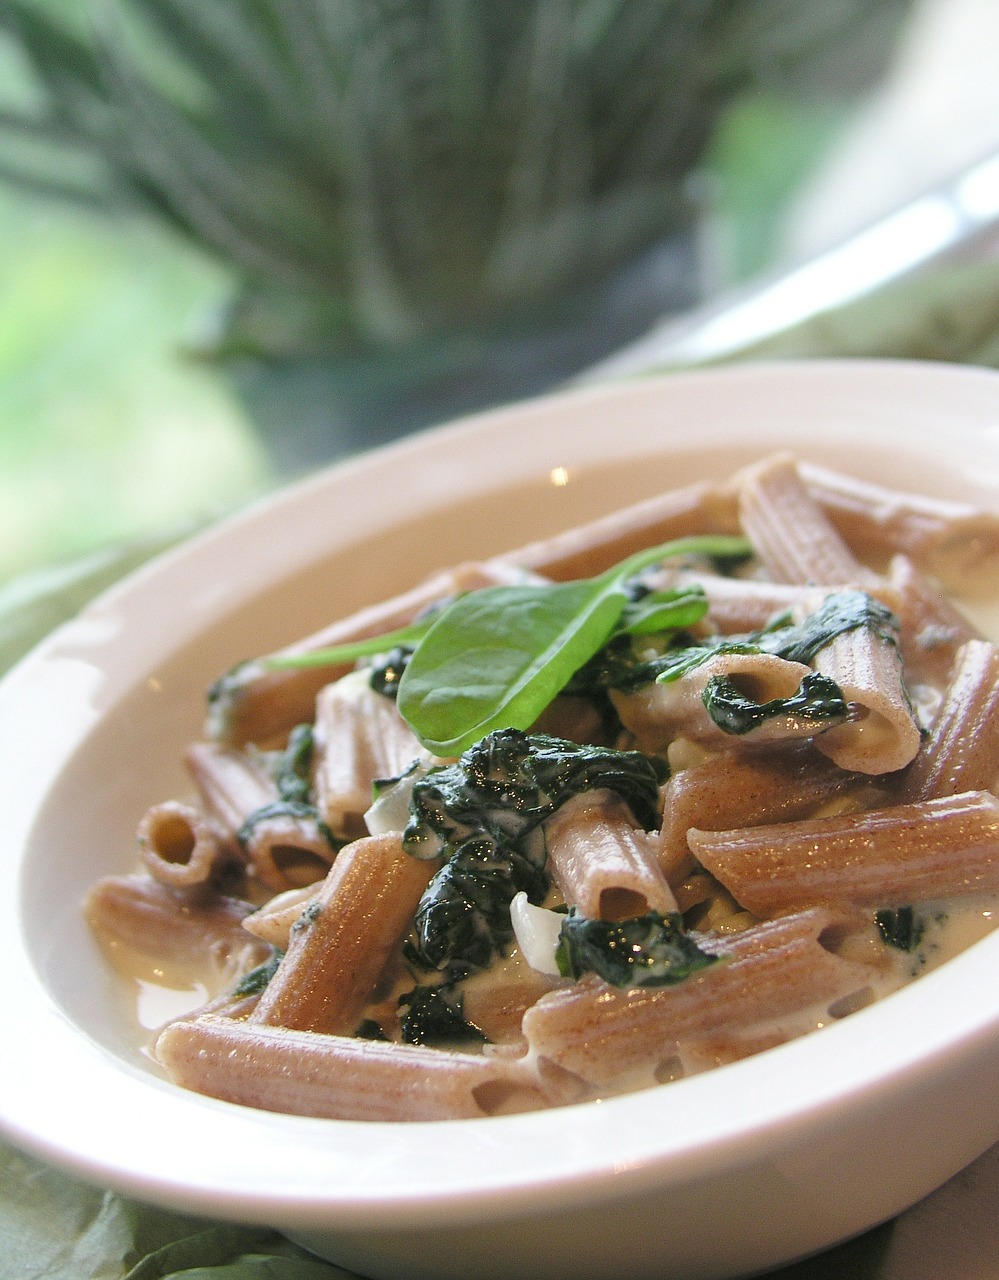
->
[81, 453, 999, 1120]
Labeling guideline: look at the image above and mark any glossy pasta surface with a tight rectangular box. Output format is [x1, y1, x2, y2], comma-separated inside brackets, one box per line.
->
[83, 453, 999, 1121]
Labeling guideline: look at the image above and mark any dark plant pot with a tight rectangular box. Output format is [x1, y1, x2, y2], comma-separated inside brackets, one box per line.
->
[225, 232, 702, 476]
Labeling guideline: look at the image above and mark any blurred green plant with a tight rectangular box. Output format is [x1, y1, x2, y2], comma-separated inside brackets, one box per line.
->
[0, 0, 912, 360]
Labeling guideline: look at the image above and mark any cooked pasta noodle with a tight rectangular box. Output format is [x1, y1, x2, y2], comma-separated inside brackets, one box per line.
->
[83, 453, 999, 1120]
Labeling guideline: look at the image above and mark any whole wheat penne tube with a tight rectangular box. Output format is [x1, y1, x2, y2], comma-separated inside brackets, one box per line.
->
[521, 908, 872, 1088]
[811, 616, 921, 775]
[657, 746, 867, 882]
[460, 971, 560, 1047]
[313, 669, 426, 839]
[251, 832, 435, 1035]
[207, 561, 536, 747]
[675, 1027, 803, 1074]
[241, 884, 322, 949]
[899, 640, 999, 803]
[689, 790, 999, 915]
[84, 873, 267, 970]
[648, 568, 816, 636]
[156, 1015, 569, 1120]
[186, 741, 338, 890]
[543, 789, 676, 920]
[612, 651, 841, 750]
[185, 741, 275, 836]
[737, 454, 877, 588]
[890, 554, 982, 688]
[241, 811, 337, 891]
[137, 800, 235, 888]
[494, 480, 740, 581]
[801, 461, 999, 591]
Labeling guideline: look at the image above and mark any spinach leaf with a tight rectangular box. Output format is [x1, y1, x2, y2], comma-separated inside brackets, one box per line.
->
[404, 729, 667, 971]
[875, 906, 925, 952]
[616, 585, 709, 637]
[262, 615, 437, 671]
[398, 982, 488, 1047]
[572, 589, 902, 699]
[555, 909, 717, 988]
[396, 535, 748, 755]
[236, 722, 339, 850]
[270, 722, 315, 803]
[756, 590, 900, 664]
[231, 949, 283, 997]
[702, 670, 849, 737]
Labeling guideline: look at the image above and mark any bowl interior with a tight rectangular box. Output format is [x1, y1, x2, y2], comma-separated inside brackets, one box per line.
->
[6, 361, 999, 1237]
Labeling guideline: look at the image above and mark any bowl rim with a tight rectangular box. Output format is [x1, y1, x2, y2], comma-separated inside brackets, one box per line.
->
[4, 357, 999, 1231]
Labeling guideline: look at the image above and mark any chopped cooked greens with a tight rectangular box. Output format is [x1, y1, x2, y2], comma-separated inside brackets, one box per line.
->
[354, 1018, 390, 1041]
[758, 590, 900, 664]
[369, 645, 413, 699]
[236, 797, 338, 849]
[404, 729, 667, 972]
[574, 589, 902, 695]
[875, 906, 925, 952]
[412, 837, 547, 971]
[270, 723, 316, 804]
[398, 983, 488, 1047]
[555, 909, 717, 988]
[236, 723, 339, 850]
[231, 949, 283, 997]
[702, 670, 849, 737]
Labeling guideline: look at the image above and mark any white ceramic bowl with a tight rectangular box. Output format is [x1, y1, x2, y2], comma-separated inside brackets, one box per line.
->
[4, 360, 999, 1280]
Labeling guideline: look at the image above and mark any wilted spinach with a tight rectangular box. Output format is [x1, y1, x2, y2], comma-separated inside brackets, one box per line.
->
[404, 729, 667, 972]
[555, 909, 717, 988]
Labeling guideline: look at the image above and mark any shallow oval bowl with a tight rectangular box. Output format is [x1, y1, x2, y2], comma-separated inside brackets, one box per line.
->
[3, 360, 999, 1280]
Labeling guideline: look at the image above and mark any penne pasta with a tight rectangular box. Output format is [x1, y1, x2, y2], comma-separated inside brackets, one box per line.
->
[84, 873, 268, 972]
[898, 639, 999, 803]
[688, 790, 999, 915]
[313, 670, 426, 839]
[521, 908, 873, 1089]
[657, 745, 868, 882]
[889, 554, 981, 689]
[241, 884, 321, 949]
[810, 607, 922, 775]
[251, 833, 435, 1035]
[612, 651, 842, 750]
[736, 454, 876, 588]
[543, 789, 676, 920]
[648, 568, 816, 636]
[83, 452, 999, 1120]
[185, 741, 338, 891]
[136, 800, 235, 888]
[156, 1015, 578, 1120]
[184, 741, 274, 837]
[801, 462, 999, 591]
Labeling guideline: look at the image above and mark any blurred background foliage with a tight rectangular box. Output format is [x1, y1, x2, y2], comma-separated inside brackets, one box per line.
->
[0, 0, 913, 583]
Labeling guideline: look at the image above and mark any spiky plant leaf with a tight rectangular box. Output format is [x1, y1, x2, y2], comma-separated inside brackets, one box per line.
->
[0, 0, 913, 355]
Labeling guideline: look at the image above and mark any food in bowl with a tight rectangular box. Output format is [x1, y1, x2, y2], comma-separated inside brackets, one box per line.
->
[83, 451, 999, 1122]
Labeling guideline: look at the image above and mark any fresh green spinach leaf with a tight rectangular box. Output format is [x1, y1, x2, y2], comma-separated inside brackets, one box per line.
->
[396, 535, 748, 754]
